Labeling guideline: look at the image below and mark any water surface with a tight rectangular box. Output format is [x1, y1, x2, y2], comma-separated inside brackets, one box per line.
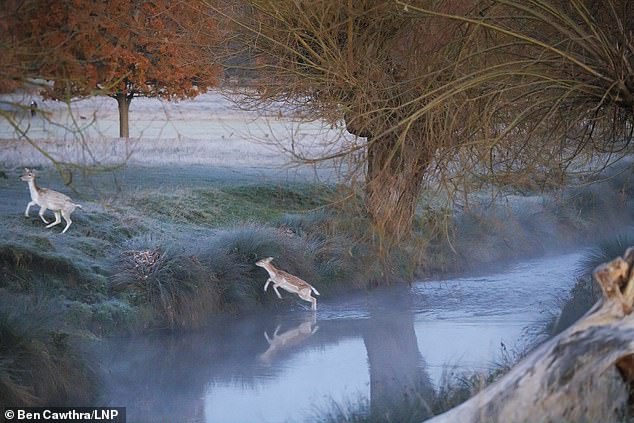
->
[96, 252, 582, 423]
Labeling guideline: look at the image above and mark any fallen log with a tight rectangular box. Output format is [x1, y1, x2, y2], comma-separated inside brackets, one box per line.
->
[427, 248, 634, 423]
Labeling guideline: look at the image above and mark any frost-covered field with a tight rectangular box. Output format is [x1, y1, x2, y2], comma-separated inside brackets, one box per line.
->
[0, 91, 353, 176]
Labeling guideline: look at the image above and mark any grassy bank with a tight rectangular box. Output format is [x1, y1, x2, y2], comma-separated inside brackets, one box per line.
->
[0, 295, 97, 407]
[1, 163, 634, 406]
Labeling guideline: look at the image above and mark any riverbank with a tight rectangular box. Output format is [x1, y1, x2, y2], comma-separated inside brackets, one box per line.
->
[2, 163, 632, 327]
[1, 161, 634, 408]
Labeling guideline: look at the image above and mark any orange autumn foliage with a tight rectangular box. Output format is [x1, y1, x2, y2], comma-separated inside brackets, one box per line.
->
[1, 0, 221, 136]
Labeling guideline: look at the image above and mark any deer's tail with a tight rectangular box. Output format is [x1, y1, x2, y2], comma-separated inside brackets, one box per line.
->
[311, 286, 320, 296]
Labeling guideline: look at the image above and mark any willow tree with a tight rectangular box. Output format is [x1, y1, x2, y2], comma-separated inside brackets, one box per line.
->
[397, 0, 634, 191]
[1, 0, 221, 138]
[212, 1, 475, 241]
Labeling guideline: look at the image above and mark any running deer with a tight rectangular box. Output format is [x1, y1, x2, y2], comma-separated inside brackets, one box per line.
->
[255, 257, 320, 310]
[21, 168, 82, 234]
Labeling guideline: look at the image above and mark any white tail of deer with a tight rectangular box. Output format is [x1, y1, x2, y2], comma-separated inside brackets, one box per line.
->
[255, 257, 320, 310]
[21, 168, 82, 234]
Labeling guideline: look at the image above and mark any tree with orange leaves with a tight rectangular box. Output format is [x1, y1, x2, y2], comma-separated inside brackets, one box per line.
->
[1, 0, 220, 138]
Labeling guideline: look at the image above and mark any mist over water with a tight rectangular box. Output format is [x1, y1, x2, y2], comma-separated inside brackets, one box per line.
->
[94, 251, 583, 423]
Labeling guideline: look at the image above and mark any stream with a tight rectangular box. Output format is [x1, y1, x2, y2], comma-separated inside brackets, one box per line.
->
[95, 251, 583, 423]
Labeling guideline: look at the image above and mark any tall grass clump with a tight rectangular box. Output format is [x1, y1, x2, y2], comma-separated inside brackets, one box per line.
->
[110, 236, 221, 330]
[71, 205, 145, 245]
[549, 234, 634, 336]
[317, 393, 433, 423]
[0, 293, 97, 407]
[65, 298, 139, 336]
[431, 370, 506, 417]
[577, 234, 634, 278]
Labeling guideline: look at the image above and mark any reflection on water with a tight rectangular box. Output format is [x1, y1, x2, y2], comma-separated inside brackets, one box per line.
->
[96, 252, 582, 423]
[207, 338, 368, 423]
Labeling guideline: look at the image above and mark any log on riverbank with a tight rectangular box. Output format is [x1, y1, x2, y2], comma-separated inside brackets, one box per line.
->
[428, 248, 634, 423]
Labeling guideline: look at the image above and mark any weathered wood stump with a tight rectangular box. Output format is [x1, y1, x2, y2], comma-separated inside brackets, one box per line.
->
[427, 248, 634, 423]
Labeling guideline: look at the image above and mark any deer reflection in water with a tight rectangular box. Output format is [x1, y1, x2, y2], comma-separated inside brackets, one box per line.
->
[258, 315, 319, 364]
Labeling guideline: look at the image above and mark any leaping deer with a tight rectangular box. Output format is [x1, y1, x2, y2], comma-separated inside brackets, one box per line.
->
[255, 257, 320, 310]
[21, 168, 82, 234]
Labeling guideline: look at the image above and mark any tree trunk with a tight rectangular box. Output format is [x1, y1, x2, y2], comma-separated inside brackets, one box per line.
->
[115, 93, 132, 138]
[365, 134, 428, 242]
[427, 248, 634, 423]
[345, 112, 428, 242]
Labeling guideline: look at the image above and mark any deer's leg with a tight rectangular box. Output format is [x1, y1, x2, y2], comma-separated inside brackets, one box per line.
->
[38, 207, 49, 224]
[273, 284, 283, 299]
[46, 211, 62, 229]
[24, 201, 36, 217]
[264, 278, 273, 292]
[299, 289, 317, 311]
[61, 209, 72, 234]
